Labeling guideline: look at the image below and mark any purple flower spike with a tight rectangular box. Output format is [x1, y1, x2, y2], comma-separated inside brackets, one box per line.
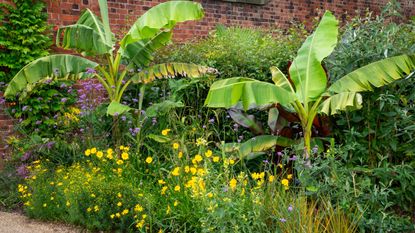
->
[277, 151, 283, 156]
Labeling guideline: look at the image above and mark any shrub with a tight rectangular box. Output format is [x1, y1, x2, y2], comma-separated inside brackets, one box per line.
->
[156, 25, 306, 82]
[326, 3, 415, 164]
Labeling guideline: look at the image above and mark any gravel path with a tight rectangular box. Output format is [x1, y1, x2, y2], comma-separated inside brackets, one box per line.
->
[0, 211, 81, 233]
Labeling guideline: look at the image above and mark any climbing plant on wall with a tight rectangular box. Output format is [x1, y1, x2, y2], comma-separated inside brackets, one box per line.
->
[0, 0, 52, 89]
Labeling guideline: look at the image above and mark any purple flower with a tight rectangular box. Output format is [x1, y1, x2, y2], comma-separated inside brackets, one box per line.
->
[22, 106, 29, 111]
[279, 218, 287, 223]
[85, 67, 96, 74]
[288, 155, 297, 161]
[277, 151, 283, 156]
[312, 145, 319, 154]
[114, 112, 119, 117]
[35, 120, 42, 125]
[132, 98, 138, 103]
[208, 118, 215, 124]
[121, 115, 127, 121]
[61, 98, 68, 103]
[46, 141, 55, 149]
[0, 97, 6, 105]
[21, 152, 32, 161]
[263, 160, 269, 164]
[60, 83, 67, 88]
[288, 205, 293, 212]
[152, 117, 157, 125]
[16, 164, 29, 178]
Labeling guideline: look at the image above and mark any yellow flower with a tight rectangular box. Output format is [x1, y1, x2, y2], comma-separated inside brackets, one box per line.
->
[107, 148, 113, 154]
[204, 150, 212, 158]
[116, 159, 124, 165]
[268, 175, 275, 183]
[172, 143, 179, 150]
[94, 205, 100, 212]
[174, 185, 181, 192]
[229, 159, 235, 165]
[122, 209, 129, 215]
[119, 145, 124, 150]
[281, 179, 289, 189]
[87, 207, 92, 212]
[287, 174, 293, 180]
[161, 129, 171, 136]
[96, 151, 103, 159]
[110, 214, 115, 219]
[161, 186, 168, 195]
[207, 192, 214, 198]
[145, 157, 153, 164]
[121, 152, 129, 160]
[84, 149, 91, 156]
[178, 151, 183, 159]
[166, 205, 171, 214]
[117, 193, 122, 198]
[171, 167, 180, 176]
[184, 166, 190, 173]
[115, 212, 121, 218]
[196, 137, 207, 146]
[123, 146, 129, 152]
[229, 178, 237, 191]
[90, 148, 97, 154]
[174, 200, 179, 206]
[278, 163, 283, 169]
[136, 219, 145, 228]
[66, 201, 70, 207]
[194, 154, 203, 162]
[90, 193, 96, 198]
[117, 202, 122, 207]
[158, 179, 166, 185]
[43, 203, 47, 207]
[134, 204, 143, 212]
[190, 167, 197, 175]
[106, 153, 113, 160]
[212, 156, 220, 162]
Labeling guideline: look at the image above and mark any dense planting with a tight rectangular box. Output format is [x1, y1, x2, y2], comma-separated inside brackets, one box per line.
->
[1, 1, 414, 233]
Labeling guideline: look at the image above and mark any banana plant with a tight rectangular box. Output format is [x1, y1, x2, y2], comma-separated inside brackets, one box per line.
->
[4, 0, 214, 117]
[205, 11, 415, 162]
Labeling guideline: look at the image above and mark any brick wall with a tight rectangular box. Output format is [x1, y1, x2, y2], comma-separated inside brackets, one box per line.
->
[0, 92, 14, 168]
[46, 0, 415, 41]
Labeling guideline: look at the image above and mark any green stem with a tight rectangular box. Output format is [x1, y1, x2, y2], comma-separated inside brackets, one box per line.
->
[94, 74, 113, 100]
[117, 79, 132, 102]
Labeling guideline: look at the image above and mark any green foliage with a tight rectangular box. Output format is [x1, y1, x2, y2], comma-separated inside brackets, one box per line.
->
[157, 25, 306, 82]
[326, 4, 415, 164]
[0, 0, 51, 87]
[297, 146, 415, 232]
[7, 80, 78, 137]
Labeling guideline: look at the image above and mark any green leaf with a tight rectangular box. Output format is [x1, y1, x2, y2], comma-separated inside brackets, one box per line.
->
[146, 100, 184, 117]
[4, 55, 98, 98]
[267, 107, 280, 133]
[270, 66, 292, 92]
[319, 92, 363, 115]
[121, 31, 172, 68]
[57, 24, 112, 56]
[329, 55, 415, 93]
[223, 135, 295, 159]
[147, 134, 171, 143]
[131, 63, 214, 83]
[289, 11, 338, 102]
[106, 101, 131, 116]
[120, 1, 204, 49]
[98, 0, 113, 47]
[204, 77, 296, 111]
[228, 108, 263, 135]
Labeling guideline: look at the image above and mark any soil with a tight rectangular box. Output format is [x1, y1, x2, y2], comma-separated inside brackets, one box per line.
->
[0, 211, 82, 233]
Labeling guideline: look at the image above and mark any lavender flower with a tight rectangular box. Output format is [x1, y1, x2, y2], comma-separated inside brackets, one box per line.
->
[22, 106, 29, 111]
[85, 67, 96, 74]
[121, 115, 127, 121]
[208, 118, 215, 124]
[288, 155, 297, 161]
[0, 97, 6, 105]
[312, 145, 319, 154]
[61, 97, 68, 103]
[277, 151, 283, 157]
[16, 164, 29, 178]
[288, 205, 293, 212]
[132, 98, 139, 103]
[35, 120, 42, 125]
[152, 117, 157, 125]
[279, 218, 287, 223]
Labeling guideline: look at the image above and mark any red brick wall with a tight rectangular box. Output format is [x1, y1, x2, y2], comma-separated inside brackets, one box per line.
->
[0, 92, 14, 163]
[46, 0, 415, 41]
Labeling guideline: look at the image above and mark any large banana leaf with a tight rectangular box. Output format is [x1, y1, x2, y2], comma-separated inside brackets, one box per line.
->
[319, 92, 362, 115]
[329, 55, 415, 93]
[222, 135, 294, 160]
[4, 55, 98, 98]
[107, 101, 132, 116]
[122, 31, 172, 68]
[56, 9, 113, 55]
[120, 1, 204, 49]
[289, 11, 338, 102]
[204, 78, 296, 110]
[98, 0, 113, 47]
[131, 63, 214, 83]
